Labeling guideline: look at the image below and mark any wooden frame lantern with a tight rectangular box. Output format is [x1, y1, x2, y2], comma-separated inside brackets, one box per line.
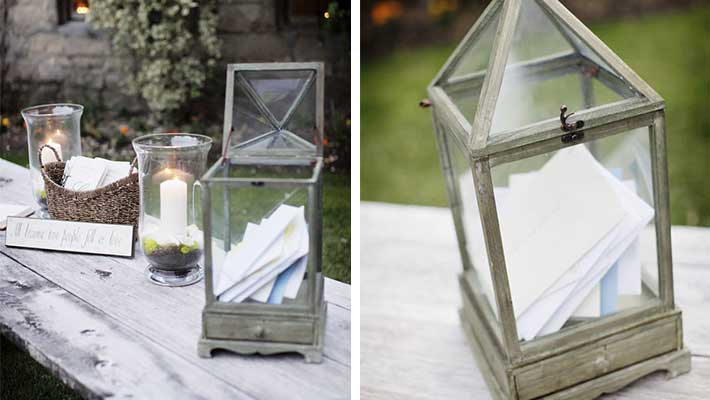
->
[198, 62, 326, 363]
[427, 0, 691, 398]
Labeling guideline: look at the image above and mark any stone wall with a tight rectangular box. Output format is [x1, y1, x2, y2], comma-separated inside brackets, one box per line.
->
[218, 0, 327, 62]
[1, 0, 133, 113]
[0, 0, 348, 121]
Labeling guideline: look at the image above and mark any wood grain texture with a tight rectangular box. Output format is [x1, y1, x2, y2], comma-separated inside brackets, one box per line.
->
[472, 159, 521, 359]
[0, 255, 250, 400]
[515, 317, 679, 400]
[361, 202, 710, 399]
[0, 158, 350, 399]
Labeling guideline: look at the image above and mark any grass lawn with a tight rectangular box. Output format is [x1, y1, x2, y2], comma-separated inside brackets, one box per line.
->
[362, 5, 710, 227]
[1, 336, 82, 400]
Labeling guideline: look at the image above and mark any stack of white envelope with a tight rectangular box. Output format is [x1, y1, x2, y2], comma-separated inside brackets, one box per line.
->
[62, 156, 133, 191]
[213, 204, 309, 304]
[459, 145, 655, 341]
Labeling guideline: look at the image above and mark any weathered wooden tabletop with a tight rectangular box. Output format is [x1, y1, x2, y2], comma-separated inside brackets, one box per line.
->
[0, 158, 351, 400]
[361, 201, 710, 399]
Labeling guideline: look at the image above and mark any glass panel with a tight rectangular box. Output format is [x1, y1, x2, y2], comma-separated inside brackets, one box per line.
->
[551, 14, 617, 77]
[231, 83, 275, 146]
[230, 68, 319, 156]
[490, 128, 659, 342]
[223, 162, 316, 180]
[442, 127, 500, 324]
[283, 80, 317, 147]
[447, 6, 501, 80]
[440, 6, 500, 124]
[21, 104, 83, 217]
[207, 162, 317, 309]
[444, 85, 481, 125]
[240, 70, 314, 123]
[489, 0, 643, 135]
[506, 0, 573, 64]
[234, 130, 312, 153]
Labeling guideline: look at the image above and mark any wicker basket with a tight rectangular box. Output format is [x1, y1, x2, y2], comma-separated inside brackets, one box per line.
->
[38, 144, 139, 231]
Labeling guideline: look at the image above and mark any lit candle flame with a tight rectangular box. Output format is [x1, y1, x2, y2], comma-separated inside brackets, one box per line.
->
[76, 6, 89, 14]
[160, 168, 185, 181]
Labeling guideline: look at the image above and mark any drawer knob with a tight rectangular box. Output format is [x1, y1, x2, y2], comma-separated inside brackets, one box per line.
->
[254, 326, 265, 338]
[594, 355, 610, 372]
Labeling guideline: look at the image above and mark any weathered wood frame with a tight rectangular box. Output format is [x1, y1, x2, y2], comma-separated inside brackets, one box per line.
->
[199, 62, 326, 363]
[428, 0, 690, 398]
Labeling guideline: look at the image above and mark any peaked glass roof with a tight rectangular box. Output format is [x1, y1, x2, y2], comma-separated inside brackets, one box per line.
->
[227, 66, 320, 157]
[433, 0, 659, 149]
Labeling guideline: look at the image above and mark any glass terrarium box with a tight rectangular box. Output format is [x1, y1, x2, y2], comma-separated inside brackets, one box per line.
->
[198, 62, 326, 363]
[427, 0, 690, 399]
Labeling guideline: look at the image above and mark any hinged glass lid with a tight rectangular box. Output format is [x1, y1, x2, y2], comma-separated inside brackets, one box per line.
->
[432, 0, 662, 150]
[224, 63, 323, 158]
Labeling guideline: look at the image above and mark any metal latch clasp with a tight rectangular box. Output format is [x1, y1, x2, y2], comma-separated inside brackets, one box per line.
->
[560, 105, 585, 143]
[560, 105, 584, 132]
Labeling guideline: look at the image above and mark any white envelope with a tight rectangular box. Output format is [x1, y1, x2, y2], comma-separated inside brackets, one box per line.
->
[250, 274, 276, 303]
[63, 156, 107, 191]
[215, 205, 301, 295]
[245, 222, 284, 303]
[245, 221, 287, 300]
[511, 174, 642, 321]
[573, 286, 601, 318]
[538, 223, 644, 336]
[219, 212, 309, 302]
[284, 255, 308, 299]
[536, 153, 654, 337]
[499, 146, 627, 319]
[463, 145, 654, 340]
[96, 158, 132, 187]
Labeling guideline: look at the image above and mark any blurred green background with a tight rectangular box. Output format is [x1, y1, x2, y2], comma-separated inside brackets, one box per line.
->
[362, 4, 710, 227]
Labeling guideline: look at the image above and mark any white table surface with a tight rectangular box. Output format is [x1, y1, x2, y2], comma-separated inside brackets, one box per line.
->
[361, 201, 710, 399]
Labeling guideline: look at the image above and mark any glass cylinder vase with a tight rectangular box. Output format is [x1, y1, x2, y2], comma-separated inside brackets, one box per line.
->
[21, 104, 83, 218]
[132, 133, 213, 287]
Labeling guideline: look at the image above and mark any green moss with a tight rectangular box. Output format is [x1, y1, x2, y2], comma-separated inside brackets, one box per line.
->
[143, 238, 158, 255]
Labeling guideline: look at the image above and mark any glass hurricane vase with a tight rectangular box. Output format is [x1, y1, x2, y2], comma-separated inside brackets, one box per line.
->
[21, 103, 83, 218]
[133, 133, 212, 287]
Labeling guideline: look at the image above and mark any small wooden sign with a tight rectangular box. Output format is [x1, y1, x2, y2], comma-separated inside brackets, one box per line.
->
[5, 217, 134, 257]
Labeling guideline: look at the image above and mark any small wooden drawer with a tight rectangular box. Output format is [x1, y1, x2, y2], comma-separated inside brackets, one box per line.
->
[204, 313, 315, 344]
[514, 316, 679, 400]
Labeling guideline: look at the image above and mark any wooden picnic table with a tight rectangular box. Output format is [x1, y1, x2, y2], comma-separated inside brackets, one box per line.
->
[361, 201, 710, 399]
[0, 158, 351, 400]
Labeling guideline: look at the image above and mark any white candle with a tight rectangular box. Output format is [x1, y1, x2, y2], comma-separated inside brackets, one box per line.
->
[41, 140, 62, 164]
[160, 173, 187, 237]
